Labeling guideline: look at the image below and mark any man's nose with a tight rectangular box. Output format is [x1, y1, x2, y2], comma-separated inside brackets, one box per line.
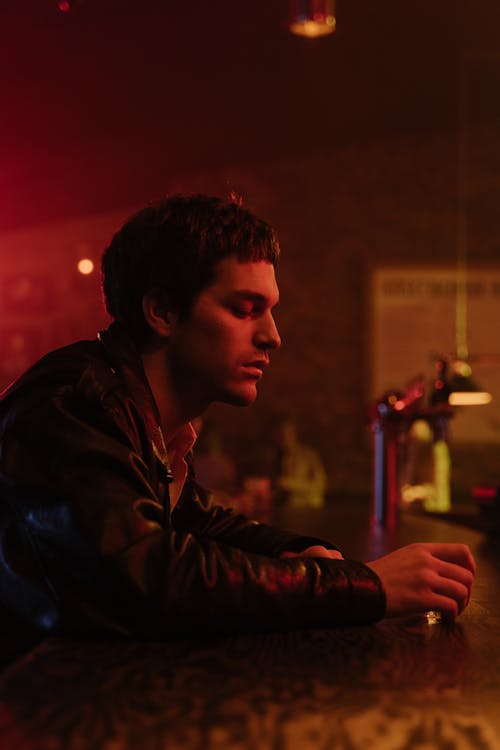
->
[255, 313, 281, 351]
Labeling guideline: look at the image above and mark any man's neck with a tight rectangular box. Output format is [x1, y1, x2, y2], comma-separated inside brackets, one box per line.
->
[140, 346, 205, 442]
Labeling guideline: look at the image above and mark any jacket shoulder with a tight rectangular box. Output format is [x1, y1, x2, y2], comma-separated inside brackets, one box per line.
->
[0, 339, 119, 422]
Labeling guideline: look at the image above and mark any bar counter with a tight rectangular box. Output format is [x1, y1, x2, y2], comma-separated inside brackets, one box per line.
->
[1, 501, 499, 749]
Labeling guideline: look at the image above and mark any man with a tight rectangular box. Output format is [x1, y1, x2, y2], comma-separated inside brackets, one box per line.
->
[0, 194, 475, 639]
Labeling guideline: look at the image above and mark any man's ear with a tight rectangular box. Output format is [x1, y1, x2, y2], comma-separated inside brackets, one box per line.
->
[142, 289, 176, 338]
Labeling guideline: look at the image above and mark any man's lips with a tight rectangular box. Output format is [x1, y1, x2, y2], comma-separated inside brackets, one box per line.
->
[241, 359, 269, 378]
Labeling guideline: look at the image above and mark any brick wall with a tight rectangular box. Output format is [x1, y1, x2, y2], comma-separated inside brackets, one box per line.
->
[204, 127, 500, 497]
[1, 126, 499, 498]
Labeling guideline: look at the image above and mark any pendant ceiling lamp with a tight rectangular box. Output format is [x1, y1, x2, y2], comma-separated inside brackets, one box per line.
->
[448, 360, 492, 406]
[289, 0, 336, 38]
[449, 53, 492, 407]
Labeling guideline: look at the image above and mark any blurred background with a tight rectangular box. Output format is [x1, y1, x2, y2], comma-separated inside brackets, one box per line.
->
[1, 0, 499, 503]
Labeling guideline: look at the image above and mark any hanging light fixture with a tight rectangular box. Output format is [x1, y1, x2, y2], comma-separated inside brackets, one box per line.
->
[449, 53, 492, 407]
[448, 360, 492, 406]
[431, 356, 492, 406]
[289, 0, 336, 38]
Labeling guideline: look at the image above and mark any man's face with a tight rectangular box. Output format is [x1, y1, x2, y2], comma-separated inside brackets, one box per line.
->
[167, 257, 281, 411]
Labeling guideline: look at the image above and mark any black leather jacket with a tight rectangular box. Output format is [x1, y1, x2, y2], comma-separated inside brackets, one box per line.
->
[0, 323, 385, 638]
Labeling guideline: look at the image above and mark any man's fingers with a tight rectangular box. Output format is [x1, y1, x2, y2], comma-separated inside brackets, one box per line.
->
[429, 552, 474, 615]
[281, 546, 344, 560]
[365, 543, 476, 619]
[435, 558, 475, 589]
[425, 593, 460, 620]
[427, 543, 476, 574]
[431, 575, 470, 614]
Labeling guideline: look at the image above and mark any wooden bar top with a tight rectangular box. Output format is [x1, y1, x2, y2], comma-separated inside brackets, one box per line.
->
[1, 501, 499, 750]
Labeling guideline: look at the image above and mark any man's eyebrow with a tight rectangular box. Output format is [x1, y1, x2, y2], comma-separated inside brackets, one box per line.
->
[231, 291, 279, 304]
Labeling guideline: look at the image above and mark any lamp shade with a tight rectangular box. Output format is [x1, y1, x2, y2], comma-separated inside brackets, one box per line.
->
[431, 358, 492, 407]
[447, 360, 492, 406]
[289, 0, 336, 38]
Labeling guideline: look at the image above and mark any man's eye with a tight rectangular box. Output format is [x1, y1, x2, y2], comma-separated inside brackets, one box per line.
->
[232, 307, 253, 318]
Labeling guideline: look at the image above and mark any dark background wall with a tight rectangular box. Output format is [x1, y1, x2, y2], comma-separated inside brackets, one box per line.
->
[1, 0, 499, 498]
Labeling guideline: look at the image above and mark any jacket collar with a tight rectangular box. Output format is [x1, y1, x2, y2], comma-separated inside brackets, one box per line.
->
[97, 323, 173, 479]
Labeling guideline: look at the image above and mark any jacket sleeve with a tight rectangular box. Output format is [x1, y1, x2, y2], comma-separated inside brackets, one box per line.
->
[0, 379, 386, 638]
[172, 476, 343, 557]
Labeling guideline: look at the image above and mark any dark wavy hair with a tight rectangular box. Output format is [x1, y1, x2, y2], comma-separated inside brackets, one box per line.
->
[101, 194, 280, 340]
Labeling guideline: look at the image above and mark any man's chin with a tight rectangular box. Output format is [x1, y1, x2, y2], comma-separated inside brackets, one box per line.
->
[218, 384, 258, 407]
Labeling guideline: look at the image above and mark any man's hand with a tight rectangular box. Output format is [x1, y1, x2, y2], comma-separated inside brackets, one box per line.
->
[366, 543, 476, 619]
[281, 545, 344, 560]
